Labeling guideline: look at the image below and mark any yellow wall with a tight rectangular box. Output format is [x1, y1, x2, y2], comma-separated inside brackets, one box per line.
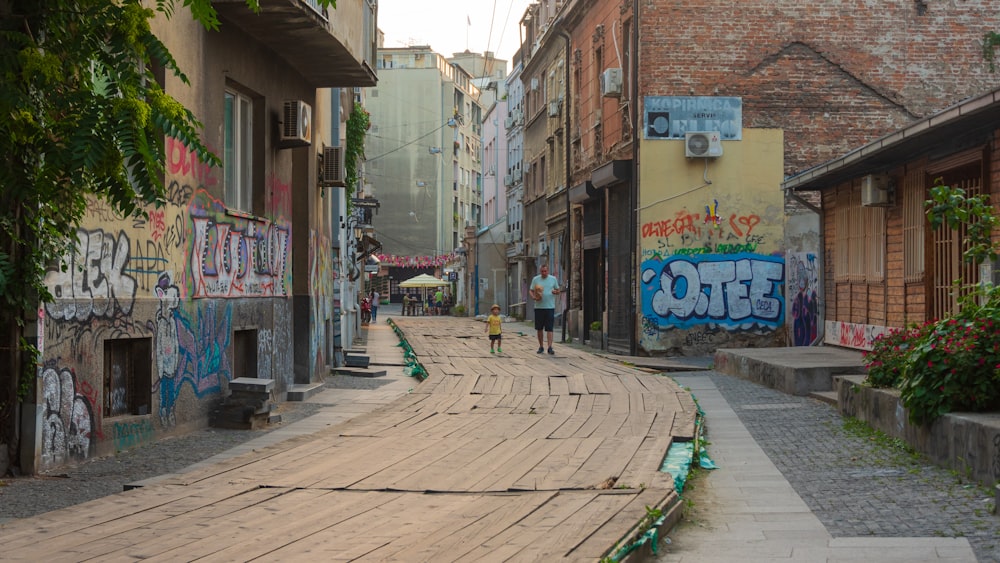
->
[637, 129, 786, 352]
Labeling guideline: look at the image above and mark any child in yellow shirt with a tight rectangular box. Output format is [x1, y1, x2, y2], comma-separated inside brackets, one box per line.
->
[486, 304, 503, 354]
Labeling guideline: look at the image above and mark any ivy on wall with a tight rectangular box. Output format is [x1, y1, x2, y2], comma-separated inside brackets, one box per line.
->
[984, 31, 1000, 72]
[345, 102, 370, 210]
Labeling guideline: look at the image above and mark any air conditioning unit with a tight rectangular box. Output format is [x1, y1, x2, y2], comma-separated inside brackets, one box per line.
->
[600, 68, 622, 97]
[504, 116, 513, 128]
[513, 109, 523, 123]
[321, 146, 346, 187]
[281, 100, 312, 146]
[861, 174, 891, 206]
[530, 77, 539, 91]
[504, 174, 513, 186]
[548, 100, 561, 118]
[504, 232, 514, 243]
[684, 131, 723, 158]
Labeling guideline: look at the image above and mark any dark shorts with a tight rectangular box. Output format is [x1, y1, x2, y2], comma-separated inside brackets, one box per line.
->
[534, 308, 555, 332]
[489, 334, 502, 342]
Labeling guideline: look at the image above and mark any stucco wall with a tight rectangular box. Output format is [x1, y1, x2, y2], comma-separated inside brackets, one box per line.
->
[637, 129, 785, 354]
[33, 14, 336, 471]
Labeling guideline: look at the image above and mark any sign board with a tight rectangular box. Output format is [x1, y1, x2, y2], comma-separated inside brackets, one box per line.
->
[643, 96, 742, 140]
[364, 264, 379, 273]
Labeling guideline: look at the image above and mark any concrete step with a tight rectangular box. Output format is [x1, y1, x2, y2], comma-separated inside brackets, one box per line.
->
[345, 354, 370, 368]
[230, 377, 275, 393]
[333, 366, 387, 378]
[808, 390, 838, 406]
[286, 382, 325, 401]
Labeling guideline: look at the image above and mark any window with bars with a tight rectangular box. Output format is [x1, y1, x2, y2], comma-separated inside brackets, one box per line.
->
[902, 168, 926, 283]
[834, 182, 885, 283]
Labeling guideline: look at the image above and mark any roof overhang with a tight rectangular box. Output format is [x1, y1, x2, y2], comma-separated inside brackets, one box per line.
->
[783, 89, 1000, 192]
[215, 0, 377, 88]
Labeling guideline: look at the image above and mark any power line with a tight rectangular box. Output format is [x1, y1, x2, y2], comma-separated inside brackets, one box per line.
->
[366, 122, 448, 162]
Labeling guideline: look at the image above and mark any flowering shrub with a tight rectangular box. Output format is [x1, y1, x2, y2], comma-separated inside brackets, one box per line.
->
[863, 287, 1000, 424]
[860, 180, 1000, 424]
[862, 324, 930, 388]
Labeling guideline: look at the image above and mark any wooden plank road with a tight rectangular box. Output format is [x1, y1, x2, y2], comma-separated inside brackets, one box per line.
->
[0, 317, 698, 562]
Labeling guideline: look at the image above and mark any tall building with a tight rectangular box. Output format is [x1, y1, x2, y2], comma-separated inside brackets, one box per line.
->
[366, 47, 484, 304]
[10, 1, 377, 474]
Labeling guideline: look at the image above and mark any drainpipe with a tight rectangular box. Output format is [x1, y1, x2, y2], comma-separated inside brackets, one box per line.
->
[556, 25, 572, 343]
[628, 0, 639, 356]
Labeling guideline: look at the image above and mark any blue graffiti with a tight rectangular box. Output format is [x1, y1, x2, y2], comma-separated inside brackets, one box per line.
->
[155, 299, 232, 427]
[641, 253, 785, 330]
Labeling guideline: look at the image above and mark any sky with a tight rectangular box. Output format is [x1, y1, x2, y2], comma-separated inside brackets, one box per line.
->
[377, 0, 533, 72]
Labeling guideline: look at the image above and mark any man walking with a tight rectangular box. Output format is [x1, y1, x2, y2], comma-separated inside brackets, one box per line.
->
[529, 264, 560, 355]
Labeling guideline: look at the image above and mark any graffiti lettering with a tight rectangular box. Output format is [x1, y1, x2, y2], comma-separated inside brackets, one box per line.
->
[41, 367, 95, 466]
[641, 211, 700, 239]
[129, 239, 170, 292]
[113, 419, 155, 451]
[826, 320, 885, 350]
[641, 253, 784, 329]
[190, 216, 290, 297]
[44, 229, 138, 321]
[148, 209, 167, 242]
[165, 180, 195, 207]
[166, 138, 218, 188]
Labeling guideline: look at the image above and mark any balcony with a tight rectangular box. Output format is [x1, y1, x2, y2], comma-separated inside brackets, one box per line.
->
[213, 0, 377, 87]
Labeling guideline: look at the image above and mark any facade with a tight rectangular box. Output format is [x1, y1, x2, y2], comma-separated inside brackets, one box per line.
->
[366, 47, 483, 306]
[783, 89, 1000, 350]
[505, 56, 529, 317]
[17, 1, 377, 474]
[475, 96, 510, 315]
[520, 1, 570, 325]
[533, 0, 1000, 356]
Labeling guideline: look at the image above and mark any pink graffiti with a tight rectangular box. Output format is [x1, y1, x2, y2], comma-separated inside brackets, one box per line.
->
[832, 321, 885, 350]
[166, 137, 218, 187]
[267, 173, 292, 218]
[148, 209, 167, 242]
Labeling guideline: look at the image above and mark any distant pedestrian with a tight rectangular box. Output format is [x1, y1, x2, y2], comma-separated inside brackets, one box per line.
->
[486, 304, 503, 354]
[370, 290, 380, 322]
[434, 288, 444, 315]
[530, 264, 560, 355]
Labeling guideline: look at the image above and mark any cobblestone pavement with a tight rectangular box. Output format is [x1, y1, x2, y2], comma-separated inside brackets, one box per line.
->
[0, 374, 392, 522]
[677, 372, 999, 563]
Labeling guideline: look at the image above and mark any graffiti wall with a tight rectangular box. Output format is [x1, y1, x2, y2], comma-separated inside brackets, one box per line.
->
[36, 136, 296, 470]
[638, 128, 786, 354]
[787, 252, 820, 346]
[824, 320, 887, 351]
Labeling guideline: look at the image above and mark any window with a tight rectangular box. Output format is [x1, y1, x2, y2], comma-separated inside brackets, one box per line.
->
[224, 89, 253, 212]
[902, 168, 925, 283]
[104, 339, 152, 417]
[834, 182, 885, 283]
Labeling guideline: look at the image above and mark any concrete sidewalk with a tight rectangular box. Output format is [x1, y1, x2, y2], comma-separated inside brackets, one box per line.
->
[658, 374, 978, 563]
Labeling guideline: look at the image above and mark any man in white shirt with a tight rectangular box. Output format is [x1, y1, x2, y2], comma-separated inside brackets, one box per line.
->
[529, 264, 560, 355]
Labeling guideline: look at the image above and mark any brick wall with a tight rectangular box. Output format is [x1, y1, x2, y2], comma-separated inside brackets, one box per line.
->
[638, 0, 1000, 176]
